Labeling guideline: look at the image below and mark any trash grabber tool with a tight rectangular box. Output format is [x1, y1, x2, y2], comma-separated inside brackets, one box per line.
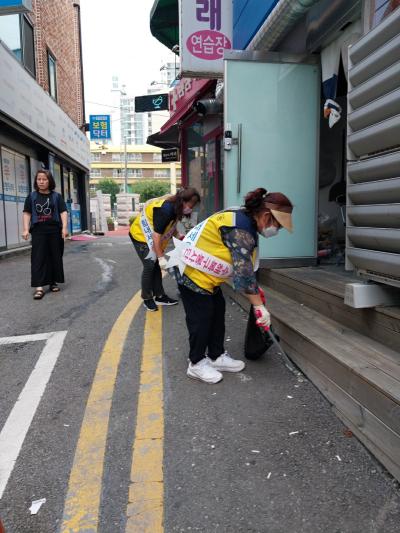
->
[255, 288, 297, 375]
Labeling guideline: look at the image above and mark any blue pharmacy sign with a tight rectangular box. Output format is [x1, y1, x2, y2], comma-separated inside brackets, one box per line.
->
[89, 115, 111, 141]
[0, 0, 32, 14]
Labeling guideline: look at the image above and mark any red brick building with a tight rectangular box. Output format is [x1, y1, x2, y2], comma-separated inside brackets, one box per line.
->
[0, 0, 90, 250]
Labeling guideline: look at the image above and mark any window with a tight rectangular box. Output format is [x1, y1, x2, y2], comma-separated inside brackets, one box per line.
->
[153, 153, 162, 162]
[22, 16, 35, 76]
[128, 169, 142, 177]
[91, 153, 101, 161]
[0, 14, 22, 60]
[47, 51, 57, 100]
[0, 14, 35, 76]
[154, 169, 170, 178]
[370, 0, 400, 27]
[112, 153, 121, 162]
[127, 153, 142, 162]
[112, 169, 121, 178]
[90, 169, 101, 177]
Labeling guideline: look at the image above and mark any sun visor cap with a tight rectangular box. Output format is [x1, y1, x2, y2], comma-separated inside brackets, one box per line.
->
[270, 208, 293, 233]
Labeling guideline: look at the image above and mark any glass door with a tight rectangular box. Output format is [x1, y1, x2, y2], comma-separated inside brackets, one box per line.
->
[224, 52, 320, 261]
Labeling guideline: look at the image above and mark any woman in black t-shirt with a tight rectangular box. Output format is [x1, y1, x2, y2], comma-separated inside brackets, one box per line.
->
[22, 169, 68, 299]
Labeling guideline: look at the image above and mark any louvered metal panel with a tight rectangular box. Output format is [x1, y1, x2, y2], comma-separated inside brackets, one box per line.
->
[348, 60, 400, 110]
[349, 34, 400, 87]
[347, 248, 400, 284]
[349, 7, 400, 64]
[347, 227, 400, 254]
[348, 151, 400, 183]
[347, 204, 400, 228]
[348, 177, 400, 204]
[346, 10, 400, 288]
[348, 114, 400, 157]
[348, 88, 400, 131]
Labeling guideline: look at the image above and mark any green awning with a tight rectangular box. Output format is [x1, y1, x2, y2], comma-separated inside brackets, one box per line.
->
[150, 0, 179, 52]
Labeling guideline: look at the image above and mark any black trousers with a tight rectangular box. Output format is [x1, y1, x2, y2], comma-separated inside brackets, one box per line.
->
[131, 236, 165, 300]
[31, 230, 64, 287]
[178, 284, 225, 364]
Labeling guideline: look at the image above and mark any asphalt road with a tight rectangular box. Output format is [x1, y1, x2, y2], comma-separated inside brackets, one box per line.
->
[0, 233, 399, 533]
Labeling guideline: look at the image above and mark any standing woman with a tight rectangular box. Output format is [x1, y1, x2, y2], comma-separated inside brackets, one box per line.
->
[167, 187, 293, 384]
[22, 169, 68, 299]
[129, 187, 200, 311]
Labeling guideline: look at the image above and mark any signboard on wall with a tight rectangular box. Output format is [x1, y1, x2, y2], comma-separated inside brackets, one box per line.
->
[0, 0, 32, 14]
[179, 0, 233, 78]
[162, 148, 180, 162]
[134, 94, 168, 112]
[0, 42, 90, 169]
[89, 115, 111, 140]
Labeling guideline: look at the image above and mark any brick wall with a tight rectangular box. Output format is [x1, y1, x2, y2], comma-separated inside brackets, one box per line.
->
[31, 0, 84, 128]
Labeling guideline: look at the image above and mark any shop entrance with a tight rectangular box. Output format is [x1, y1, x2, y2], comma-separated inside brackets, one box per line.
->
[224, 52, 320, 264]
[0, 147, 29, 248]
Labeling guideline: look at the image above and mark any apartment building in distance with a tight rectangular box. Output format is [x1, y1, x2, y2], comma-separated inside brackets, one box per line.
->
[89, 143, 181, 192]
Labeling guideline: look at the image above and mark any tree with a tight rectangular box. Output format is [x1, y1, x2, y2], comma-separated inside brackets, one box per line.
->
[96, 178, 120, 207]
[130, 180, 170, 203]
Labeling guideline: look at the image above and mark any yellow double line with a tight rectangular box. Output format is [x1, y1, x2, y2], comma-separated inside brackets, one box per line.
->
[61, 293, 164, 532]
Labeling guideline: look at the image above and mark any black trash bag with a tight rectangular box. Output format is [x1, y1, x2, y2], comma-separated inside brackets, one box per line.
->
[244, 305, 279, 360]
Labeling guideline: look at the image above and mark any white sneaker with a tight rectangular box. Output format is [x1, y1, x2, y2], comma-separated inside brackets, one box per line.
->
[208, 352, 246, 373]
[187, 358, 223, 384]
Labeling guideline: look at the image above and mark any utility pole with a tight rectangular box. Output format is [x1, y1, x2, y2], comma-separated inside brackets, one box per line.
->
[112, 84, 129, 193]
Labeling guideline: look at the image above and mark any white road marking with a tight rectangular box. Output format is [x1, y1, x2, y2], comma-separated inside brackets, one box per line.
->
[94, 257, 114, 285]
[0, 330, 67, 499]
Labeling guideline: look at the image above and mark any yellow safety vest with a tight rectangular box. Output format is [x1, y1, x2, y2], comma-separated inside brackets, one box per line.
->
[129, 197, 176, 253]
[183, 211, 255, 293]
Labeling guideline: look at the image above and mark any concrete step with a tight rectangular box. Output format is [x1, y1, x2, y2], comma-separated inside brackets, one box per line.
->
[260, 267, 400, 353]
[224, 284, 400, 482]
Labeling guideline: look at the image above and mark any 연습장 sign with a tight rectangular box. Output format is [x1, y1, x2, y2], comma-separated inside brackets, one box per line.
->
[179, 0, 233, 78]
[89, 115, 111, 141]
[134, 94, 169, 112]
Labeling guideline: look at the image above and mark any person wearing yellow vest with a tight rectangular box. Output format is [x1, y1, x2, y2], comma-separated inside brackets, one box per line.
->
[129, 187, 200, 311]
[166, 188, 293, 384]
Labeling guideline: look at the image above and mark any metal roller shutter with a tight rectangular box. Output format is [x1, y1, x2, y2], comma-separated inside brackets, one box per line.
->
[346, 8, 400, 288]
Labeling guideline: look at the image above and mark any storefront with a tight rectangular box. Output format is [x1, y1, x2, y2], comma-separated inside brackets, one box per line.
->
[148, 78, 223, 220]
[0, 40, 90, 250]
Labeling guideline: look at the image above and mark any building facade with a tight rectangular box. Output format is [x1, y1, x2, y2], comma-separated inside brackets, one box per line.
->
[89, 143, 181, 192]
[0, 0, 90, 249]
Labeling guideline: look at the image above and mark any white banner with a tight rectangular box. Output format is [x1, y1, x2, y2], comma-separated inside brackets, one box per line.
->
[179, 0, 233, 78]
[0, 42, 90, 169]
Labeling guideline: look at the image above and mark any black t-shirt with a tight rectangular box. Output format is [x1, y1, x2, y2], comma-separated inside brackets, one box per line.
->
[153, 200, 177, 234]
[24, 191, 67, 233]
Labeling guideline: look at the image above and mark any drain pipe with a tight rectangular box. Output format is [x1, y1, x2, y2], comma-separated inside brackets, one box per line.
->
[247, 0, 320, 51]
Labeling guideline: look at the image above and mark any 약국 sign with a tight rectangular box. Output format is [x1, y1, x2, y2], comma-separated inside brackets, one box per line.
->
[135, 94, 169, 112]
[89, 115, 111, 140]
[179, 0, 233, 78]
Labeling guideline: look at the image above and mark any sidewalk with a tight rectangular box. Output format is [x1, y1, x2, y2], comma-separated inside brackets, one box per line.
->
[105, 226, 130, 237]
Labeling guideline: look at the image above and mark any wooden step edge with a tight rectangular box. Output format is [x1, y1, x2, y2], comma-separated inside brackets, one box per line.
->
[266, 287, 400, 374]
[263, 269, 400, 321]
[280, 323, 400, 440]
[261, 268, 346, 298]
[222, 284, 400, 404]
[282, 338, 400, 482]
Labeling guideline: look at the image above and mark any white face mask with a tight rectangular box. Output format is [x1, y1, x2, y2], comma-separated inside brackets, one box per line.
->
[261, 225, 279, 239]
[183, 207, 193, 215]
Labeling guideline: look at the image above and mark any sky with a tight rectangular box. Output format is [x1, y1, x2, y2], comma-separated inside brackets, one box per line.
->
[80, 0, 176, 125]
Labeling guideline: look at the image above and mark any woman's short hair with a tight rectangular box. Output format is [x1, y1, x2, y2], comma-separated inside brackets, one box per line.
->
[34, 169, 56, 192]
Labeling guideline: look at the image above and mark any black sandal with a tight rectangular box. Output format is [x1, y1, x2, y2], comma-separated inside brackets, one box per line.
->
[50, 284, 60, 292]
[33, 289, 45, 300]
